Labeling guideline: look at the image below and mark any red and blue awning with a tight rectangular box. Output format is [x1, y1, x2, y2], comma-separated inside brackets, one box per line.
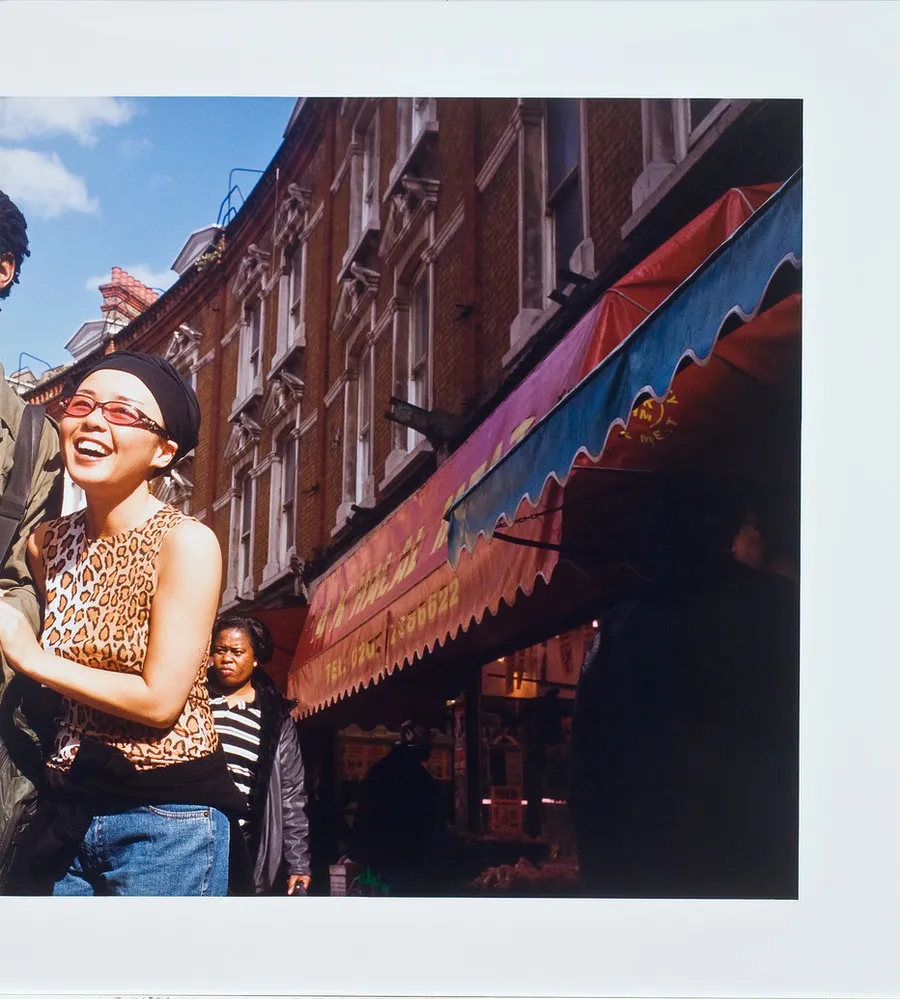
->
[289, 175, 801, 714]
[447, 172, 802, 568]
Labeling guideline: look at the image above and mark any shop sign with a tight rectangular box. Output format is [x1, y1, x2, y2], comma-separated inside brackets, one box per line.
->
[490, 785, 523, 837]
[340, 733, 391, 781]
[341, 740, 368, 781]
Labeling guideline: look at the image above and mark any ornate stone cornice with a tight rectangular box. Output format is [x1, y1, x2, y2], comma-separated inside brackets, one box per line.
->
[274, 184, 313, 248]
[233, 244, 271, 300]
[223, 412, 262, 463]
[260, 368, 305, 428]
[379, 175, 440, 268]
[332, 262, 380, 339]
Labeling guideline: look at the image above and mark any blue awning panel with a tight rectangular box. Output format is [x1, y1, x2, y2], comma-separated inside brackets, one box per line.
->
[447, 173, 802, 569]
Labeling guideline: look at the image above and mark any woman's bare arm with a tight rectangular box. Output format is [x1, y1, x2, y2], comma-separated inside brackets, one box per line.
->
[1, 519, 222, 728]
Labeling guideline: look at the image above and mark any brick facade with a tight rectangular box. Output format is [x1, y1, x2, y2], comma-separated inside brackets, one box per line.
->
[24, 98, 802, 621]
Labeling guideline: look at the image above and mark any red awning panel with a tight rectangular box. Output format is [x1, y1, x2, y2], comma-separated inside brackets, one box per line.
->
[288, 511, 559, 715]
[590, 292, 801, 475]
[288, 348, 569, 714]
[252, 605, 309, 693]
[577, 184, 778, 377]
[289, 183, 783, 716]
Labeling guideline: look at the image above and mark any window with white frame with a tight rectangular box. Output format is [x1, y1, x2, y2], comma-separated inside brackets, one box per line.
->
[361, 117, 378, 232]
[159, 327, 201, 509]
[278, 432, 297, 559]
[231, 244, 270, 412]
[407, 272, 430, 449]
[672, 98, 728, 162]
[239, 297, 263, 400]
[630, 99, 730, 218]
[277, 243, 307, 358]
[237, 470, 254, 594]
[355, 347, 373, 502]
[688, 99, 724, 141]
[263, 425, 300, 585]
[347, 111, 380, 256]
[545, 98, 583, 291]
[396, 98, 436, 165]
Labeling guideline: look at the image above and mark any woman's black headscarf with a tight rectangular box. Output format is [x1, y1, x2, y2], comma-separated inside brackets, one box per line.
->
[68, 351, 201, 476]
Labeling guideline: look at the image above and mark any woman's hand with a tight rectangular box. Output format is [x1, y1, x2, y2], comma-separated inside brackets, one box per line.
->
[287, 873, 311, 895]
[0, 593, 42, 673]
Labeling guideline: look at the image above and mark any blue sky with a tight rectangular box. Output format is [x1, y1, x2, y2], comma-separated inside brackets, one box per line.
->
[0, 97, 297, 375]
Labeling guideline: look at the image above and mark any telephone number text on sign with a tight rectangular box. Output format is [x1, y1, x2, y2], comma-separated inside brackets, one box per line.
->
[388, 576, 460, 648]
[321, 575, 462, 684]
[323, 631, 383, 685]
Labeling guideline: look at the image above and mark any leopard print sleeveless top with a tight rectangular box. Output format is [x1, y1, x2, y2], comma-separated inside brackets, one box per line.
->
[41, 504, 220, 772]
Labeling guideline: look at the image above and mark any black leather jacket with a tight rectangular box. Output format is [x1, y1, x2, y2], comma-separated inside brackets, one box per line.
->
[216, 669, 310, 894]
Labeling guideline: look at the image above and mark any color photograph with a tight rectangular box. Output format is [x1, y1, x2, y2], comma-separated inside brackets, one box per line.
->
[0, 3, 895, 999]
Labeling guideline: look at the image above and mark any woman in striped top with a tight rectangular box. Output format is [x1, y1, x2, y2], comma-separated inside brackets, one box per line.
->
[209, 614, 311, 895]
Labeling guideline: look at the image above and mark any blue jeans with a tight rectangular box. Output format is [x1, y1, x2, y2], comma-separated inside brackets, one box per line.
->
[52, 803, 230, 896]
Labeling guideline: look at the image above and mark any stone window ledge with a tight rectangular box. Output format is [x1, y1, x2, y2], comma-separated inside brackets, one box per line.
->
[261, 559, 296, 590]
[379, 439, 434, 494]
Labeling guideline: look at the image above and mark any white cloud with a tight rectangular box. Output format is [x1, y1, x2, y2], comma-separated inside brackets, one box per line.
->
[84, 265, 178, 294]
[0, 97, 135, 146]
[0, 147, 98, 219]
[118, 136, 152, 159]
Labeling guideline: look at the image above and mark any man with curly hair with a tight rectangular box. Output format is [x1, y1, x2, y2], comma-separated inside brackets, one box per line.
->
[0, 188, 64, 890]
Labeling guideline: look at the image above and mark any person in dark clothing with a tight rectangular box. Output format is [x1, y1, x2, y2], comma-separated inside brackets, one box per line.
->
[0, 189, 65, 892]
[349, 720, 443, 896]
[209, 614, 311, 896]
[570, 475, 799, 899]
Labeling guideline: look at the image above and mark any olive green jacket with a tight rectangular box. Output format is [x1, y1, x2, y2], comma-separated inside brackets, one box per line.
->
[0, 364, 63, 882]
[0, 364, 64, 688]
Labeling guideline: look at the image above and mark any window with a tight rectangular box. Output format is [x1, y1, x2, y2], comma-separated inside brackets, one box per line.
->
[408, 274, 430, 449]
[396, 97, 434, 162]
[248, 301, 262, 382]
[239, 298, 263, 401]
[279, 433, 297, 557]
[263, 428, 300, 584]
[346, 111, 380, 260]
[689, 98, 722, 137]
[388, 98, 439, 200]
[277, 244, 306, 358]
[545, 99, 583, 290]
[629, 99, 733, 223]
[237, 470, 254, 595]
[239, 473, 253, 590]
[232, 244, 270, 411]
[355, 347, 372, 502]
[396, 100, 413, 164]
[412, 98, 429, 140]
[289, 247, 304, 343]
[361, 116, 378, 233]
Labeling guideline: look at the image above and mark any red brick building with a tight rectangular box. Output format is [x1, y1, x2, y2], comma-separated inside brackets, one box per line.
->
[27, 97, 801, 616]
[23, 98, 802, 873]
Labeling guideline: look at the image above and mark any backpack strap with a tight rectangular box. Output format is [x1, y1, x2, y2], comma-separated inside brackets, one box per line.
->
[0, 404, 46, 565]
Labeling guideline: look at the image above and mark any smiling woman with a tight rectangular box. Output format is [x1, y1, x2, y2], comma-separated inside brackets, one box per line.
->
[0, 350, 242, 897]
